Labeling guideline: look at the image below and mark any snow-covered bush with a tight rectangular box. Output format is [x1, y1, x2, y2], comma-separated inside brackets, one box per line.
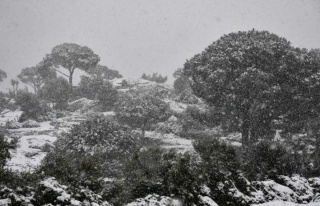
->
[115, 93, 171, 137]
[40, 116, 142, 190]
[154, 119, 183, 135]
[127, 194, 182, 206]
[31, 177, 112, 206]
[174, 91, 199, 104]
[21, 119, 40, 128]
[120, 148, 202, 206]
[15, 91, 46, 122]
[193, 136, 256, 206]
[5, 121, 21, 129]
[0, 133, 14, 168]
[135, 84, 172, 99]
[242, 140, 297, 180]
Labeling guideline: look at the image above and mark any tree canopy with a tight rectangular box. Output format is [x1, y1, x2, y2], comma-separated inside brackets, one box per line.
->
[115, 92, 171, 137]
[50, 43, 100, 95]
[87, 64, 122, 80]
[0, 69, 7, 82]
[183, 30, 320, 145]
[17, 65, 56, 94]
[141, 72, 167, 83]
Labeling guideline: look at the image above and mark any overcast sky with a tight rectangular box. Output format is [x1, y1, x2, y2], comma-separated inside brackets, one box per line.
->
[0, 0, 320, 91]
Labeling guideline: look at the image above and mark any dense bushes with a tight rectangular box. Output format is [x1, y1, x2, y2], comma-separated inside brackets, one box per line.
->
[141, 72, 167, 83]
[39, 116, 142, 189]
[15, 90, 48, 122]
[39, 77, 69, 110]
[0, 132, 16, 169]
[77, 76, 118, 110]
[119, 148, 202, 205]
[115, 92, 171, 137]
[242, 140, 298, 180]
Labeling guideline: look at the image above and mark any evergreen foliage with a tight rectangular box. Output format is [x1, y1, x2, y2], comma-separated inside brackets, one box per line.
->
[115, 92, 171, 137]
[15, 90, 46, 122]
[40, 77, 69, 109]
[183, 30, 320, 146]
[141, 72, 167, 83]
[50, 43, 100, 95]
[0, 69, 7, 82]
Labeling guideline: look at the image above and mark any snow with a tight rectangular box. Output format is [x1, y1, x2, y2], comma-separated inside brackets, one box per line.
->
[164, 99, 188, 113]
[110, 77, 153, 87]
[0, 110, 23, 126]
[146, 131, 193, 152]
[10, 121, 54, 133]
[6, 134, 57, 172]
[199, 196, 219, 206]
[0, 199, 9, 206]
[127, 194, 182, 206]
[252, 201, 320, 206]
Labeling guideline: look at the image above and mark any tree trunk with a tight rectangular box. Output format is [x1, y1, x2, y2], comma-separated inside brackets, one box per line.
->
[141, 122, 147, 138]
[68, 69, 74, 100]
[241, 106, 250, 147]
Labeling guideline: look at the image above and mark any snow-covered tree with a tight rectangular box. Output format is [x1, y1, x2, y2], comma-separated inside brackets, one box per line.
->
[141, 72, 167, 83]
[87, 64, 122, 80]
[183, 30, 316, 145]
[115, 93, 171, 137]
[17, 64, 56, 94]
[50, 43, 100, 95]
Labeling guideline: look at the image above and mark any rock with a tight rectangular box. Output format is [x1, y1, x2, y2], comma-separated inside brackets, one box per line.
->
[22, 119, 40, 128]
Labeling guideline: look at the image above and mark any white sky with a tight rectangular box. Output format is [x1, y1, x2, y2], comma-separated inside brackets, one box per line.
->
[0, 0, 320, 91]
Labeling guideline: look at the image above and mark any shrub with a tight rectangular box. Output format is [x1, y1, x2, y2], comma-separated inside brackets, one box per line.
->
[242, 140, 297, 180]
[15, 91, 45, 122]
[39, 77, 69, 110]
[121, 148, 202, 206]
[39, 116, 142, 190]
[193, 136, 253, 206]
[175, 91, 199, 104]
[78, 76, 118, 110]
[141, 73, 167, 83]
[97, 82, 118, 110]
[39, 153, 105, 192]
[0, 132, 16, 169]
[115, 93, 171, 137]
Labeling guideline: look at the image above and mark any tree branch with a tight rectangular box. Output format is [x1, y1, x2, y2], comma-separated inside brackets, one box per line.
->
[52, 68, 70, 78]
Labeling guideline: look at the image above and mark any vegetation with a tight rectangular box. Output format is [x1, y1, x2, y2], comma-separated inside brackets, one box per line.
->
[39, 77, 69, 109]
[18, 65, 56, 94]
[15, 90, 47, 122]
[0, 69, 7, 82]
[141, 72, 168, 83]
[50, 43, 100, 96]
[183, 30, 320, 146]
[87, 64, 123, 80]
[115, 92, 171, 137]
[1, 31, 320, 206]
